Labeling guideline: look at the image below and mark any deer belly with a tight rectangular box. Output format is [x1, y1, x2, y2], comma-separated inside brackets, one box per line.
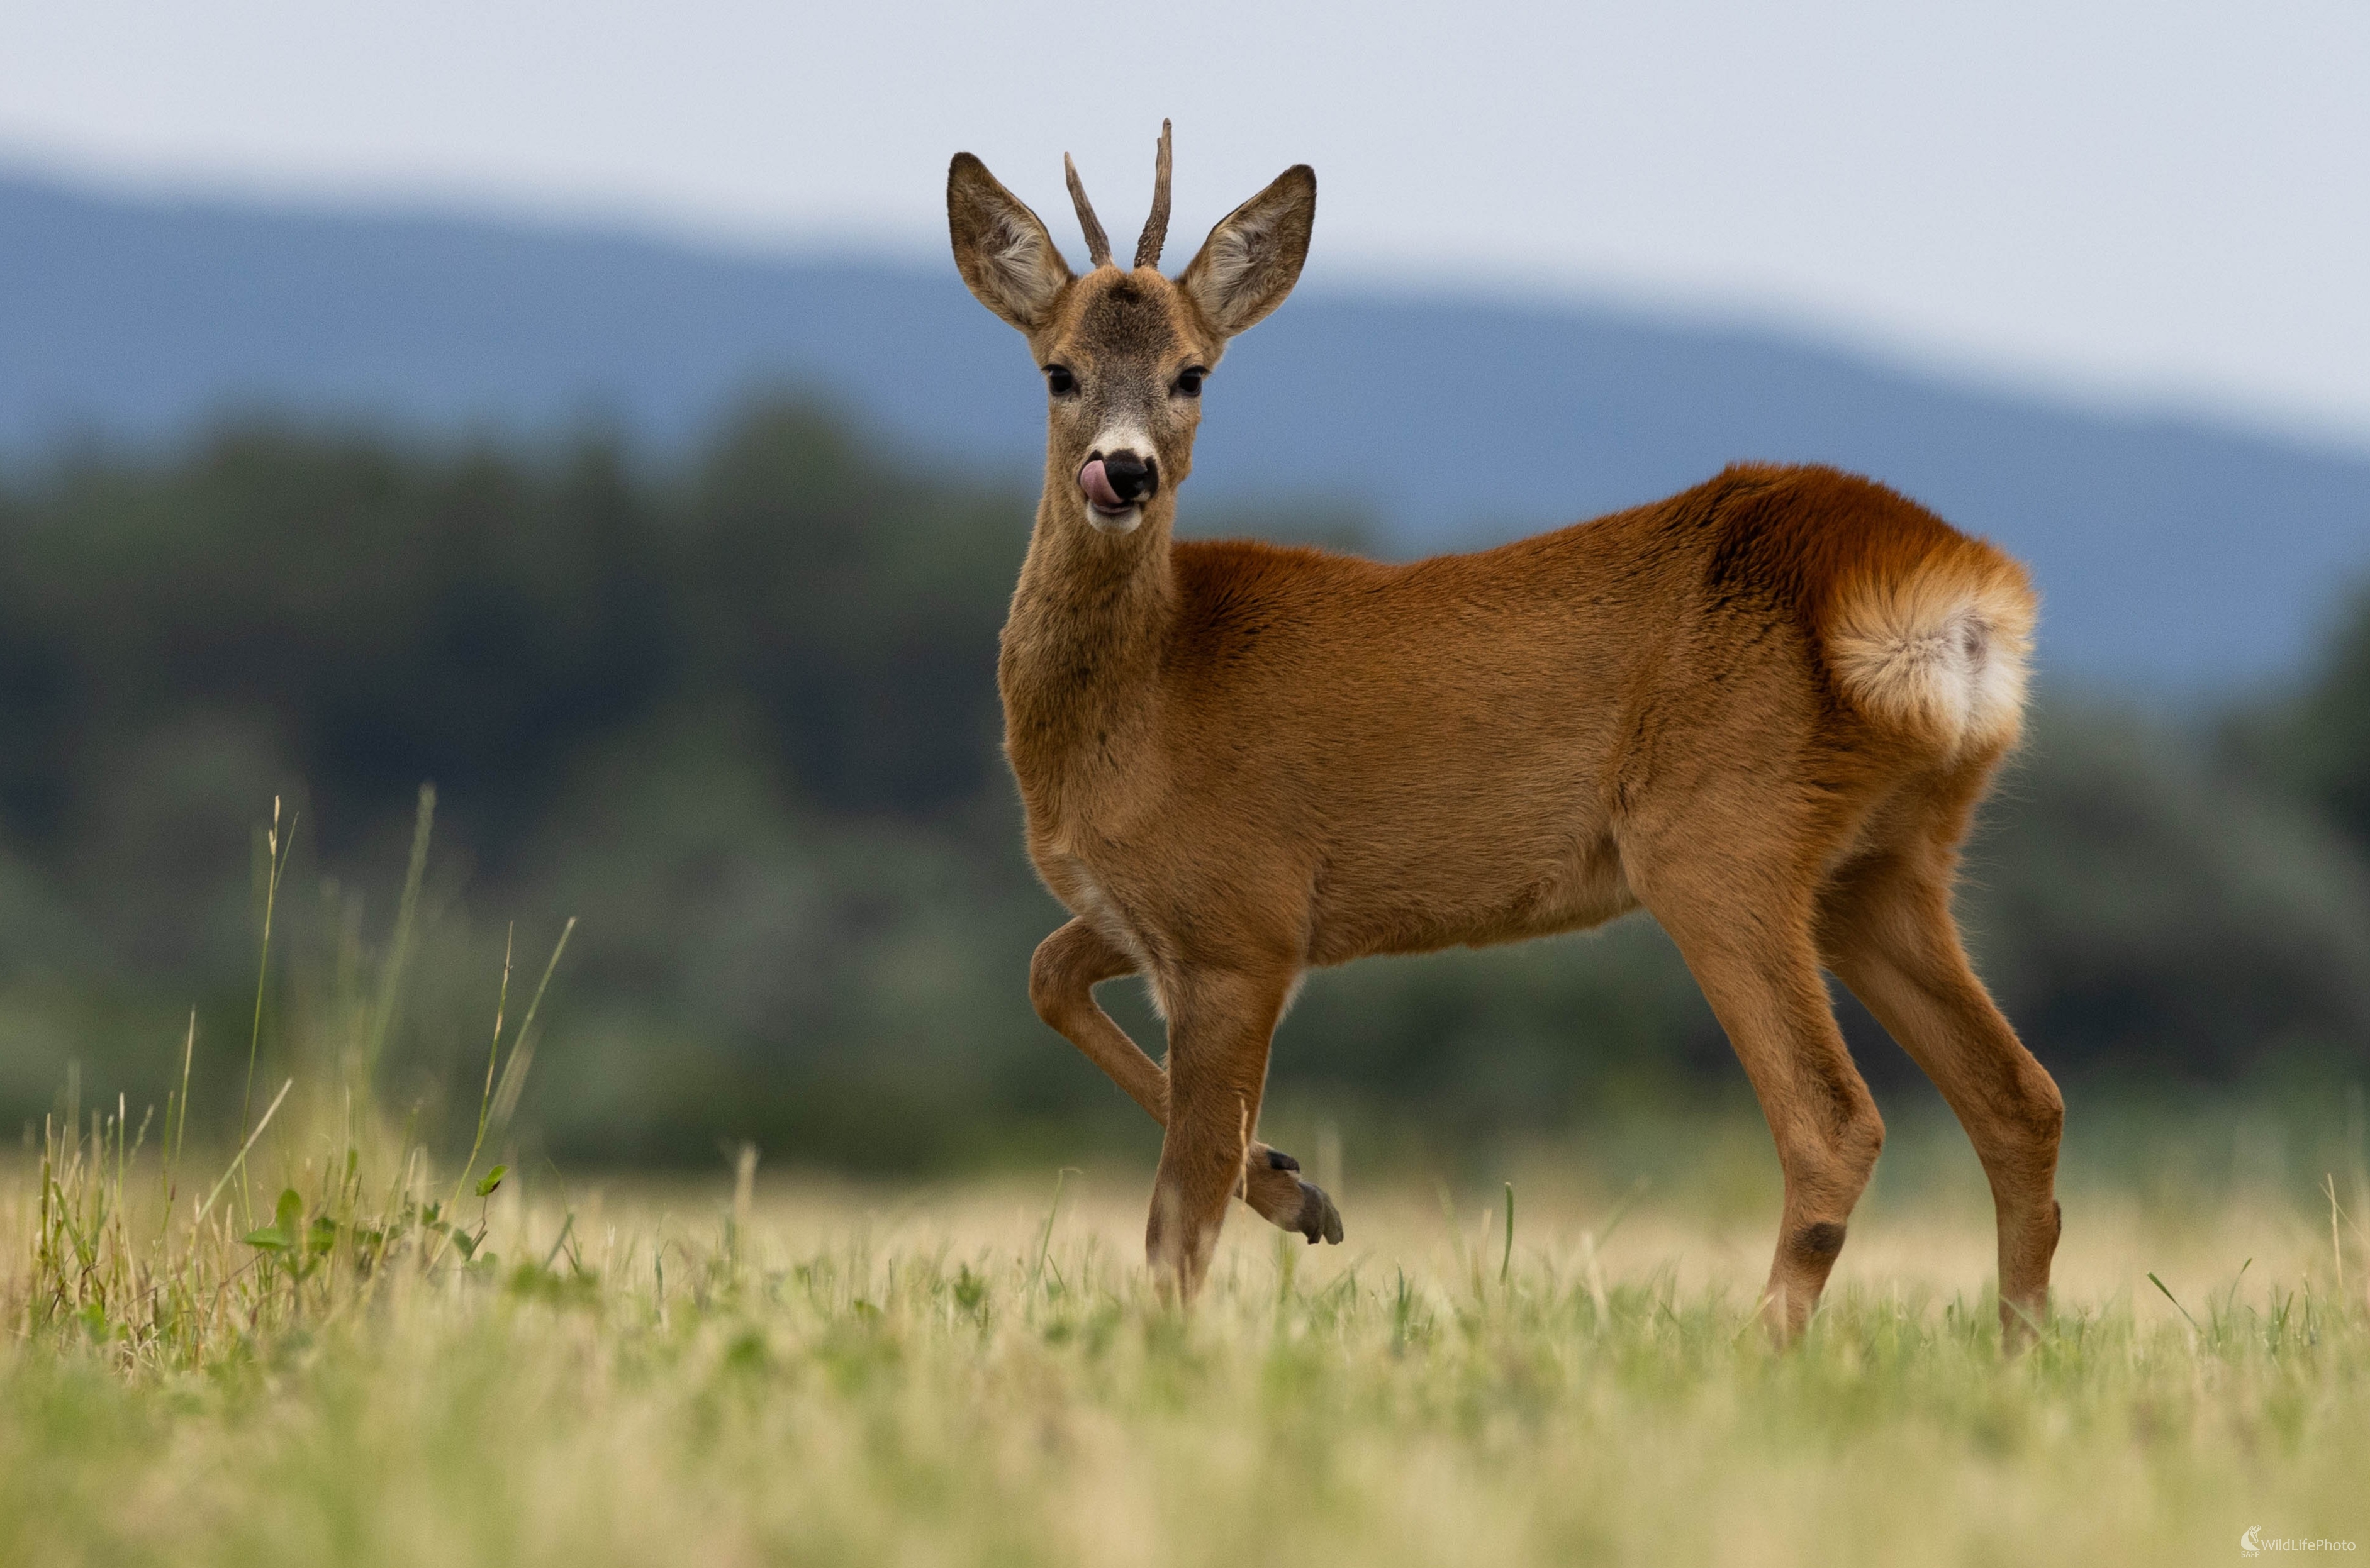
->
[1304, 828, 1638, 962]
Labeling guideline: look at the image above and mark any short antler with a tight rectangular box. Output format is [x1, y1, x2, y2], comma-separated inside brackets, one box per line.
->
[1063, 153, 1114, 270]
[1135, 120, 1173, 270]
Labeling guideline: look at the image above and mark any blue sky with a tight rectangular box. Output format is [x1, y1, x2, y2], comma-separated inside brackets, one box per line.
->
[6, 0, 2366, 446]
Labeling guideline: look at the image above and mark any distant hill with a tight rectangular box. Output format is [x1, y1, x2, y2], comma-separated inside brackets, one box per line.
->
[4, 170, 2366, 689]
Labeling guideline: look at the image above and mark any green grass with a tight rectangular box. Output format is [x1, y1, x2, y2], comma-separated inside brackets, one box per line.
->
[4, 1118, 2366, 1567]
[2, 799, 2364, 1565]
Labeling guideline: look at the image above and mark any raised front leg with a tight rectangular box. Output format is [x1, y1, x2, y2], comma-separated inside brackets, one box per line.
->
[1029, 919, 1165, 1116]
[1029, 921, 1341, 1247]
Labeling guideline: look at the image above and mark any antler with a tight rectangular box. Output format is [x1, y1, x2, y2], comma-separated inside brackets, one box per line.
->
[1063, 153, 1114, 269]
[1135, 120, 1173, 270]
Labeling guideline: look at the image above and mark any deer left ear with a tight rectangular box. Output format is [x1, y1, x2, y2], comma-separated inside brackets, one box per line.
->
[948, 153, 1074, 335]
[1178, 165, 1316, 339]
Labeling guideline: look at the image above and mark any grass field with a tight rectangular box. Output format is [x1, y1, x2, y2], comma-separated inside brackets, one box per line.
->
[5, 1100, 2366, 1568]
[2, 815, 2361, 1565]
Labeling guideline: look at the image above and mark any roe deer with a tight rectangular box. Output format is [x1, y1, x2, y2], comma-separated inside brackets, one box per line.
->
[946, 123, 2063, 1342]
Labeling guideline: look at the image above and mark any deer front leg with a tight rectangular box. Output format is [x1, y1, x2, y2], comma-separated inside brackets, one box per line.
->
[1029, 921, 1341, 1245]
[1145, 964, 1300, 1299]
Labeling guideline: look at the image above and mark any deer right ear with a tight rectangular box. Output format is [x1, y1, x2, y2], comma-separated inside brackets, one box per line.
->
[948, 153, 1073, 335]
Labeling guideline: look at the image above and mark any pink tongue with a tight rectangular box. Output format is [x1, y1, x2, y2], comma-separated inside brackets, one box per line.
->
[1079, 459, 1126, 509]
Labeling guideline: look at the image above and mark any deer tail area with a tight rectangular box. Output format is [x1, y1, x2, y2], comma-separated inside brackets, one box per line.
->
[1821, 538, 2035, 759]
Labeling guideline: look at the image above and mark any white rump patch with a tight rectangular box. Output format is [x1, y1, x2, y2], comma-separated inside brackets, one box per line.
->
[1827, 564, 2034, 755]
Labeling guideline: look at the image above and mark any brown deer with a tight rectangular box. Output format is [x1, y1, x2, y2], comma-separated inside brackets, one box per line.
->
[946, 123, 2063, 1342]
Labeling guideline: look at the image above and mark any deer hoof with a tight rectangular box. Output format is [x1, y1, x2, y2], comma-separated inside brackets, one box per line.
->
[1295, 1179, 1344, 1245]
[1244, 1145, 1345, 1244]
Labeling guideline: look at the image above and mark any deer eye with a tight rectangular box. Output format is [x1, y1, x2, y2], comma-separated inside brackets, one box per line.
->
[1044, 365, 1076, 396]
[1173, 367, 1206, 398]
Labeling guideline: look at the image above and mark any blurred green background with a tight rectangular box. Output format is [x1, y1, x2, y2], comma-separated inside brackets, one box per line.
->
[1, 397, 2365, 1171]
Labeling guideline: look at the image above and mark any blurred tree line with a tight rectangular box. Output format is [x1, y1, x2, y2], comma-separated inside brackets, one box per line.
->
[0, 399, 2364, 1169]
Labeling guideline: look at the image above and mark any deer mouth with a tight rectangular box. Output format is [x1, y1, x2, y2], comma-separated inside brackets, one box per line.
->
[1078, 459, 1133, 518]
[1077, 455, 1155, 529]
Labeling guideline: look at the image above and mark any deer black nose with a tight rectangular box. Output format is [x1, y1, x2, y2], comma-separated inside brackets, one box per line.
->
[1100, 452, 1156, 503]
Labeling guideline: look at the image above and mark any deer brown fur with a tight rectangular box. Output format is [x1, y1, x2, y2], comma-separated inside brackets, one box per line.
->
[947, 131, 2064, 1343]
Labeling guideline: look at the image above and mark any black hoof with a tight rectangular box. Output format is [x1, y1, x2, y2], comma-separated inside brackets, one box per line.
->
[1297, 1180, 1344, 1245]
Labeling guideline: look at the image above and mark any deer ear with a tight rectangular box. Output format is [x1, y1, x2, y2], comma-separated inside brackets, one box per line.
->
[948, 153, 1073, 335]
[1178, 165, 1316, 338]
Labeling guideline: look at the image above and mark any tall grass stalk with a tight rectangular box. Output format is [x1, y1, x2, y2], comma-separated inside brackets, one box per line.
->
[360, 783, 437, 1085]
[5, 793, 569, 1369]
[233, 796, 294, 1223]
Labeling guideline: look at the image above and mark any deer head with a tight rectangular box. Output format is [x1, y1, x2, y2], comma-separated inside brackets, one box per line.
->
[948, 123, 1316, 537]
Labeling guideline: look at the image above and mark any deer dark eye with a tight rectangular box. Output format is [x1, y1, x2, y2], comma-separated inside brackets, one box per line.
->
[1044, 365, 1076, 396]
[1173, 367, 1205, 398]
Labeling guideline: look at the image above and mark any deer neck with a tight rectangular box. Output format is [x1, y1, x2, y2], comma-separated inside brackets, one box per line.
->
[998, 475, 1177, 793]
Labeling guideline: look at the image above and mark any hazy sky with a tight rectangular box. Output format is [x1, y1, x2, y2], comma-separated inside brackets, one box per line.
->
[6, 0, 2366, 445]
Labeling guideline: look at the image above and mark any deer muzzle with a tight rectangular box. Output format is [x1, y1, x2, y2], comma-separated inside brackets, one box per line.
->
[1079, 452, 1157, 521]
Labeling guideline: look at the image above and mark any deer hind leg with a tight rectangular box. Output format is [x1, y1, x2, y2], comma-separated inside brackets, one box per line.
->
[1818, 857, 2063, 1345]
[1029, 921, 1341, 1247]
[1143, 964, 1300, 1299]
[1636, 858, 1886, 1342]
